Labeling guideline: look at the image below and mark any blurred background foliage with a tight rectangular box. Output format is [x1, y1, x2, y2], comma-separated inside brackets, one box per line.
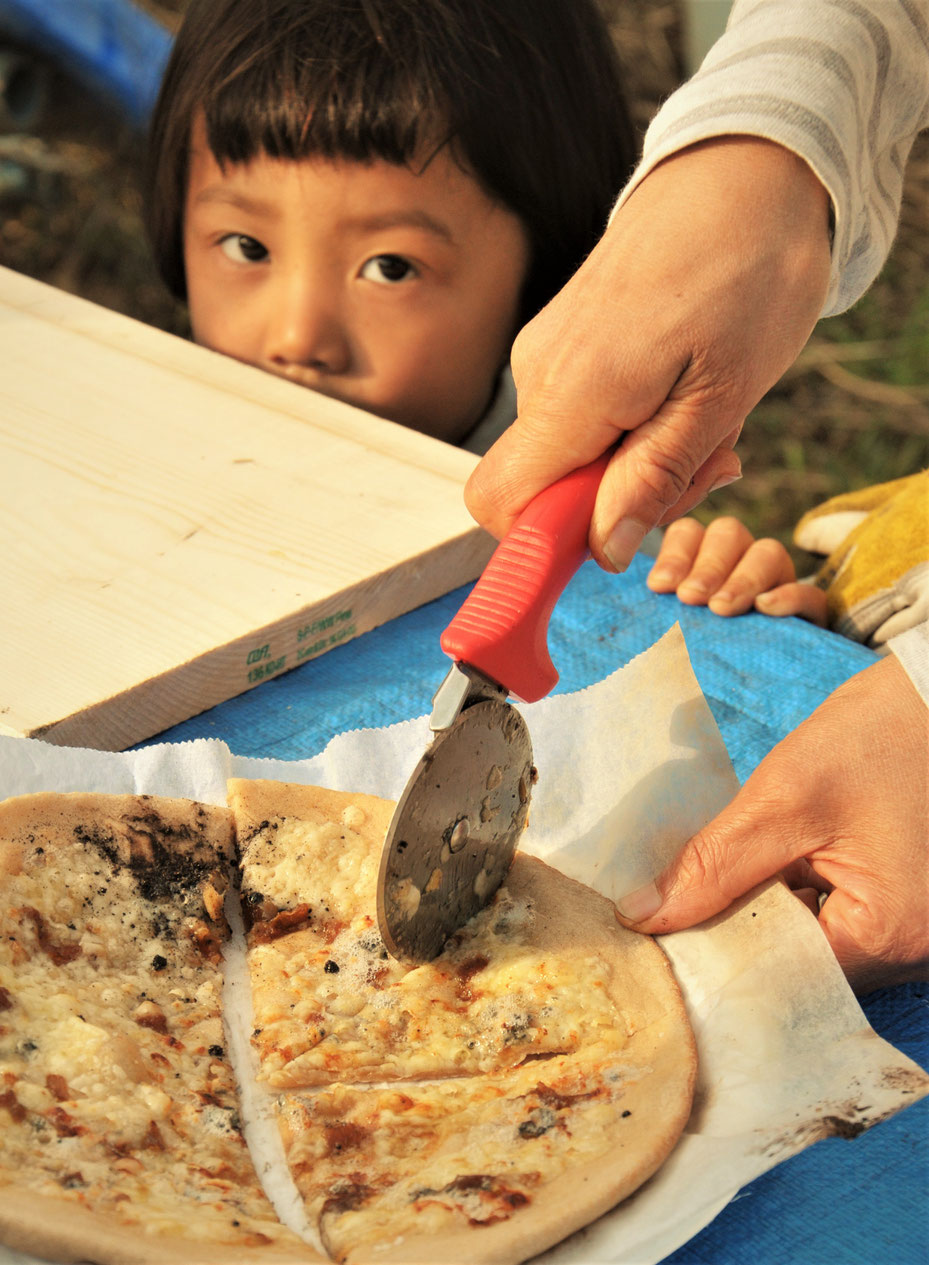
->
[1, 0, 926, 573]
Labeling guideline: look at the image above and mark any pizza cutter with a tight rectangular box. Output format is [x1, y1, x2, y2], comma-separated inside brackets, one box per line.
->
[376, 451, 611, 963]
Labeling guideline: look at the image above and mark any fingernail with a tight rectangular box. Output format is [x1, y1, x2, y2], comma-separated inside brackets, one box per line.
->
[755, 591, 777, 611]
[604, 519, 648, 572]
[709, 473, 742, 494]
[647, 566, 674, 587]
[616, 881, 662, 924]
[678, 578, 708, 598]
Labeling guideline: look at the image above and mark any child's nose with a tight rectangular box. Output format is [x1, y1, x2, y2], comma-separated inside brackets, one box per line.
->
[263, 288, 351, 376]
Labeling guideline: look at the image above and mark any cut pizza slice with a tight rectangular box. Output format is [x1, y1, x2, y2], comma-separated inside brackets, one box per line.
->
[229, 778, 682, 1090]
[0, 792, 319, 1265]
[277, 1019, 695, 1265]
[229, 778, 697, 1264]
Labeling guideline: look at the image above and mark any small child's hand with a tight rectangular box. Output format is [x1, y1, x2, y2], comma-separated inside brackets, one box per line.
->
[646, 517, 828, 624]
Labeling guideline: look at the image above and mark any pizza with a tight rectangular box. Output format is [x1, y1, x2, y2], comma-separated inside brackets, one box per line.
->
[0, 781, 697, 1265]
[0, 791, 318, 1264]
[232, 778, 696, 1264]
[234, 783, 633, 1089]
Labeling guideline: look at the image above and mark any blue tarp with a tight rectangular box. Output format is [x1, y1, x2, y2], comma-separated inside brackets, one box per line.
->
[144, 555, 926, 1265]
[0, 0, 171, 128]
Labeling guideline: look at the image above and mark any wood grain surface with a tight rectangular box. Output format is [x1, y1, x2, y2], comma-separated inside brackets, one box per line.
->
[0, 267, 494, 750]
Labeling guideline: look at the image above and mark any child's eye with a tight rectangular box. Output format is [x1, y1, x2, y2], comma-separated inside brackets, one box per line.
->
[360, 254, 416, 284]
[219, 234, 268, 263]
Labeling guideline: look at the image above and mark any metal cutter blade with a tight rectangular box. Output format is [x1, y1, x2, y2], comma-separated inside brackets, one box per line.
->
[376, 452, 611, 964]
[376, 663, 535, 963]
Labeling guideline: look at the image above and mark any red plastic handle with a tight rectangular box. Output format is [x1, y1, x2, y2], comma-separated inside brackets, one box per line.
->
[440, 452, 611, 702]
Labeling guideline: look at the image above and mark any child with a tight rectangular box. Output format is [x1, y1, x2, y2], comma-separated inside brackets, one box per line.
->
[647, 470, 929, 649]
[144, 0, 634, 452]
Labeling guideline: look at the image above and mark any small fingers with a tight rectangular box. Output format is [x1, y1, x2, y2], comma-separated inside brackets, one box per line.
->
[705, 537, 798, 615]
[650, 526, 808, 621]
[755, 581, 829, 626]
[646, 519, 706, 592]
[677, 517, 759, 605]
[649, 517, 758, 608]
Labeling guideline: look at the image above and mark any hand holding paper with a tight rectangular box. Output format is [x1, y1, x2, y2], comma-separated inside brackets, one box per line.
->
[616, 653, 929, 993]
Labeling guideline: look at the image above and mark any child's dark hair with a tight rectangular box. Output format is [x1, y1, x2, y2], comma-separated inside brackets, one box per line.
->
[145, 0, 635, 322]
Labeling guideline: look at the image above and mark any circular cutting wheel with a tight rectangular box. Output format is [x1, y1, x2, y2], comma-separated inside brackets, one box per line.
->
[377, 699, 534, 962]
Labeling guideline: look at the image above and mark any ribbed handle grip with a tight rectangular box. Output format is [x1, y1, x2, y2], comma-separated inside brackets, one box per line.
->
[440, 453, 610, 702]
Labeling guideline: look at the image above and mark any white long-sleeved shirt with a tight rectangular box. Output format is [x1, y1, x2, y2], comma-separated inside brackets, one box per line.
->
[889, 621, 929, 703]
[611, 0, 929, 695]
[616, 0, 929, 316]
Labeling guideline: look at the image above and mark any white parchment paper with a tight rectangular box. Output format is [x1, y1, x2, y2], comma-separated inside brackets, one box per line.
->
[0, 625, 926, 1265]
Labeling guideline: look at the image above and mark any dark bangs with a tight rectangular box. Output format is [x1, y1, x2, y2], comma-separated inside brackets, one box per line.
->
[200, 2, 452, 169]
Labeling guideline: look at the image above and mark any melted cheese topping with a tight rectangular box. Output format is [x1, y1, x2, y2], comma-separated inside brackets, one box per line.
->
[0, 806, 304, 1251]
[240, 813, 380, 922]
[276, 1049, 641, 1261]
[0, 783, 692, 1265]
[243, 816, 629, 1089]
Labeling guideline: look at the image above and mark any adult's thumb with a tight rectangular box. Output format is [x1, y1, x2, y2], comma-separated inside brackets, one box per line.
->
[465, 413, 618, 543]
[614, 792, 797, 935]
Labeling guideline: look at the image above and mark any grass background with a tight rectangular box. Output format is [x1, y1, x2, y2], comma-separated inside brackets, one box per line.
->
[1, 0, 926, 573]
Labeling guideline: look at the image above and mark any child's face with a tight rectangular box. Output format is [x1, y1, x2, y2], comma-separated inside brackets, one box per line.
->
[182, 119, 531, 443]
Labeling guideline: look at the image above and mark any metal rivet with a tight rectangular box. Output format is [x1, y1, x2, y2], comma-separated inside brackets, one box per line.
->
[448, 818, 470, 853]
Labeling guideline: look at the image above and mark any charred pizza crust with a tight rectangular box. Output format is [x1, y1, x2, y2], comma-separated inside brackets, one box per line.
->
[0, 792, 315, 1264]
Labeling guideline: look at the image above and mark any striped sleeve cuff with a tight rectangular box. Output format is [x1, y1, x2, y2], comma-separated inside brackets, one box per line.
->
[614, 0, 929, 317]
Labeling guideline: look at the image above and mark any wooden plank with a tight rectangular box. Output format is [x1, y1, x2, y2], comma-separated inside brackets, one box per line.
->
[0, 267, 495, 750]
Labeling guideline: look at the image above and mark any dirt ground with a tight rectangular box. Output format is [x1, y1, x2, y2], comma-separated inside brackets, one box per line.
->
[1, 0, 926, 561]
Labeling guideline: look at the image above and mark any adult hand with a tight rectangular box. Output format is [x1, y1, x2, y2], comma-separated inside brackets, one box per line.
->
[615, 654, 929, 993]
[647, 515, 829, 624]
[465, 136, 832, 571]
